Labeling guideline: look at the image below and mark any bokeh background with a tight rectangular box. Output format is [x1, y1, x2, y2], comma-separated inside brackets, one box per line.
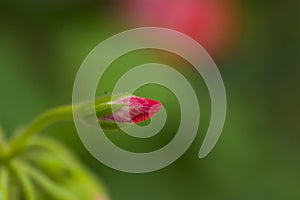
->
[1, 0, 300, 199]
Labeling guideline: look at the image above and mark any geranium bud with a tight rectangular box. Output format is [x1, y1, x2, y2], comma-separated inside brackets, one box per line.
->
[100, 95, 162, 125]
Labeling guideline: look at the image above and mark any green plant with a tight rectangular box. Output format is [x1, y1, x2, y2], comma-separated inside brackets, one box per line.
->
[0, 94, 162, 200]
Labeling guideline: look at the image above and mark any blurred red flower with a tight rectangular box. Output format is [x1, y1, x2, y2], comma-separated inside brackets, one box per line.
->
[117, 0, 241, 58]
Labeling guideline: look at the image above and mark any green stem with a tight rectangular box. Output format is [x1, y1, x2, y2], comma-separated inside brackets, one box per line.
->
[6, 94, 125, 159]
[10, 161, 36, 200]
[0, 127, 6, 158]
[0, 167, 9, 200]
[8, 105, 75, 157]
[21, 161, 77, 200]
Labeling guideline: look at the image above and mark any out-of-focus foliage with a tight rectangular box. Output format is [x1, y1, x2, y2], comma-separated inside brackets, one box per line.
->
[0, 134, 108, 199]
[0, 0, 300, 199]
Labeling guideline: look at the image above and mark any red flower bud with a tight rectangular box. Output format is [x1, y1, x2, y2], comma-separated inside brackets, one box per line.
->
[100, 96, 162, 124]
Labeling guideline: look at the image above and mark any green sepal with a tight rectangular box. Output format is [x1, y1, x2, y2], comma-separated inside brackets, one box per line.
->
[99, 121, 132, 131]
[80, 93, 128, 119]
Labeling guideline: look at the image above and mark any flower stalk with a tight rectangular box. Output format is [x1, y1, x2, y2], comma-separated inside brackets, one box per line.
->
[9, 94, 162, 153]
[8, 105, 74, 154]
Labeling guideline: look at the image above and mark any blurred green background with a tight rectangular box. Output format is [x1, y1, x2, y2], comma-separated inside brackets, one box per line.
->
[1, 0, 300, 199]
